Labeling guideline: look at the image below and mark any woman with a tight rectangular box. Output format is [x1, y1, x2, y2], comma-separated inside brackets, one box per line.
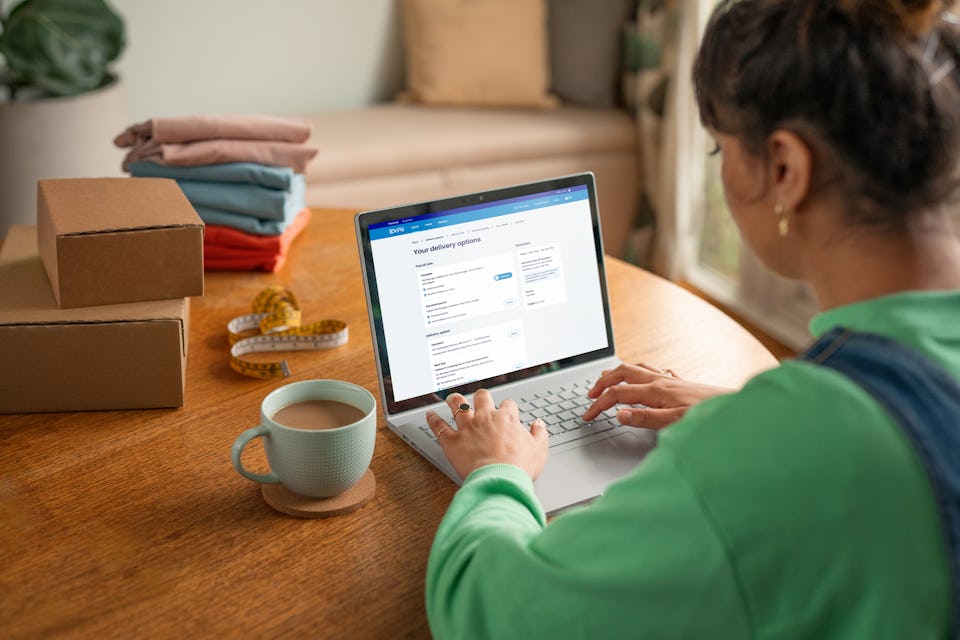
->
[424, 0, 960, 637]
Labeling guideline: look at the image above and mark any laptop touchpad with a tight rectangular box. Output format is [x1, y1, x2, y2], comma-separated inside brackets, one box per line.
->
[535, 429, 657, 515]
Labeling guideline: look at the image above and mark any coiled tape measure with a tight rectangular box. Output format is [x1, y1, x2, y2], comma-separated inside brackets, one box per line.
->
[228, 286, 348, 379]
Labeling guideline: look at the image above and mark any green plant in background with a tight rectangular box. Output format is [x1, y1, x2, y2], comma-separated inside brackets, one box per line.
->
[0, 0, 124, 100]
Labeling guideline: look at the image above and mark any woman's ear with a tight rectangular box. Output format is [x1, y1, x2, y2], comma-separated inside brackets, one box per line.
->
[767, 129, 812, 213]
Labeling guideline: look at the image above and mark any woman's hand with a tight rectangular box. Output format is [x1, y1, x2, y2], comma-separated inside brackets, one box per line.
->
[426, 389, 549, 481]
[582, 362, 733, 429]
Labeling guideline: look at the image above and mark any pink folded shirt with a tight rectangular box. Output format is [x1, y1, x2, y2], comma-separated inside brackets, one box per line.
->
[120, 139, 318, 172]
[114, 114, 312, 146]
[115, 114, 318, 172]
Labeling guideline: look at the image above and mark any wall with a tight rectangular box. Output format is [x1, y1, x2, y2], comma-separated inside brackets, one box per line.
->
[112, 0, 405, 122]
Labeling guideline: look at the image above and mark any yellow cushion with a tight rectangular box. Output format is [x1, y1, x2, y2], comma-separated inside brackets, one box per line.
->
[399, 0, 558, 108]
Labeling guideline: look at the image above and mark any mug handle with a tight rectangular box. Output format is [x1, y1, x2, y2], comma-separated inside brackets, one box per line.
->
[231, 424, 281, 484]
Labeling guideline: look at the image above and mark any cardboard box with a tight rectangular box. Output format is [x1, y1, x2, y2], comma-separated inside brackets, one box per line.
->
[0, 225, 189, 414]
[37, 177, 204, 308]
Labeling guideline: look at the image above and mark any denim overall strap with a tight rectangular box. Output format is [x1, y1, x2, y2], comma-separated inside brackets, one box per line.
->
[802, 327, 960, 636]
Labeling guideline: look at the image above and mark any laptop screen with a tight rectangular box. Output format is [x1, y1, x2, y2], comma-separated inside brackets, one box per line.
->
[355, 173, 615, 415]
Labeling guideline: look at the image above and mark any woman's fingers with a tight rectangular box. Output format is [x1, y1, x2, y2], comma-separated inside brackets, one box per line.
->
[635, 362, 678, 377]
[428, 391, 473, 443]
[587, 362, 676, 399]
[470, 388, 495, 412]
[496, 396, 518, 415]
[426, 409, 456, 442]
[587, 366, 634, 399]
[529, 417, 550, 445]
[583, 388, 690, 430]
[446, 392, 471, 415]
[582, 385, 622, 420]
[584, 376, 735, 427]
[428, 389, 550, 480]
[582, 383, 665, 421]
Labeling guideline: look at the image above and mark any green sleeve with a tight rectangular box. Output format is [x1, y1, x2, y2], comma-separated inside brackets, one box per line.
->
[426, 454, 752, 639]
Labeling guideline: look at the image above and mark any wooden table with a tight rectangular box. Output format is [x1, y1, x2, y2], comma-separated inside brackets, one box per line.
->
[0, 209, 777, 639]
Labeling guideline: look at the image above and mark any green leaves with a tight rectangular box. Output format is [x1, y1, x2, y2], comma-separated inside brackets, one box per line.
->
[0, 0, 125, 99]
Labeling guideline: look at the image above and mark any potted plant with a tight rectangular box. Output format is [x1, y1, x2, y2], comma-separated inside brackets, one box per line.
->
[0, 0, 127, 235]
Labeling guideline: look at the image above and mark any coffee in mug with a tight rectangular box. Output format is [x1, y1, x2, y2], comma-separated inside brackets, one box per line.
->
[271, 399, 365, 430]
[231, 380, 376, 498]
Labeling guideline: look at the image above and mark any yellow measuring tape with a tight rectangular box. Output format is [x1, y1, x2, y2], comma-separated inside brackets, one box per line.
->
[227, 286, 348, 379]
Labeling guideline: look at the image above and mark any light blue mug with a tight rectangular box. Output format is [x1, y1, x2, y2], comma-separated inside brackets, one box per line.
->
[231, 380, 376, 498]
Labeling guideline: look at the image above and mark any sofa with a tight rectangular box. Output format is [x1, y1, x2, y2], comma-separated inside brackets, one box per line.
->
[300, 104, 639, 257]
[296, 0, 642, 259]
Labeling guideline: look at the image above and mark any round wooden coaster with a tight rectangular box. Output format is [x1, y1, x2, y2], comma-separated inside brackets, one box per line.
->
[260, 469, 376, 518]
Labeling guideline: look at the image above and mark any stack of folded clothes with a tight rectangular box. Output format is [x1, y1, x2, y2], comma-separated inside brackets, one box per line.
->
[114, 115, 318, 272]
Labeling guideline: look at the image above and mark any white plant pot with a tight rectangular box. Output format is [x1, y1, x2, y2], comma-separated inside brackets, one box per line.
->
[0, 78, 127, 237]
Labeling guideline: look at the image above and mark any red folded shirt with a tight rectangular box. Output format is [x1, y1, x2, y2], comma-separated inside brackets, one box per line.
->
[203, 208, 311, 272]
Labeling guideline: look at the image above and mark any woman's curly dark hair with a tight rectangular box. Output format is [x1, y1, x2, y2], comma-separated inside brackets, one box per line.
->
[694, 0, 960, 226]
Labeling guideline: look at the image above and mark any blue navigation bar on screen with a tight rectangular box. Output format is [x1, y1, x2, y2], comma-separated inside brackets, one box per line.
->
[369, 185, 589, 240]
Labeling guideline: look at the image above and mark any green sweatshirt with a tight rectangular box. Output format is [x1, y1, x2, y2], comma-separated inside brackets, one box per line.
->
[426, 290, 958, 639]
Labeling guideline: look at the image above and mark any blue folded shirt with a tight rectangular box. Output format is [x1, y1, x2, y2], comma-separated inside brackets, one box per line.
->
[193, 203, 302, 236]
[128, 161, 296, 190]
[175, 175, 304, 221]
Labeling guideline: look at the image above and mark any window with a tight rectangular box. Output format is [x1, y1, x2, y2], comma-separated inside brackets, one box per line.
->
[674, 0, 818, 351]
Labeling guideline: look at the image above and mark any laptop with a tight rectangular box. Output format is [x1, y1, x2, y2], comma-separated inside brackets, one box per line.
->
[355, 172, 657, 514]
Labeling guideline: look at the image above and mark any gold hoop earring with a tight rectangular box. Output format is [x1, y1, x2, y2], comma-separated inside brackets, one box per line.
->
[774, 203, 789, 237]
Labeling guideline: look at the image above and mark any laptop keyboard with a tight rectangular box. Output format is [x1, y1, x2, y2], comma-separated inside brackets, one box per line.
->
[419, 377, 621, 447]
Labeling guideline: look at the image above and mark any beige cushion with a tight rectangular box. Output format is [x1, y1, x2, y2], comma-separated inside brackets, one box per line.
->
[399, 0, 558, 108]
[549, 0, 634, 107]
